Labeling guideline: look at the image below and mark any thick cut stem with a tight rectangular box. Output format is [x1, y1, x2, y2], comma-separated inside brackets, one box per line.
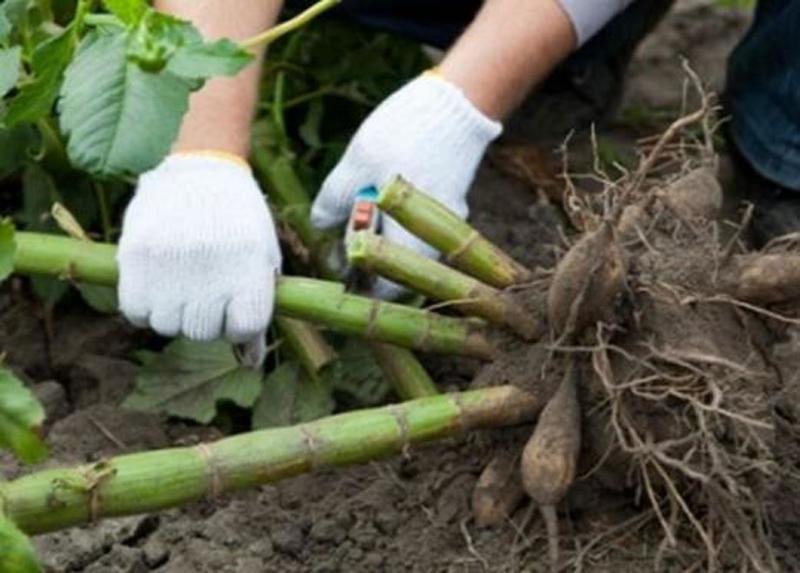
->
[275, 317, 336, 376]
[2, 386, 543, 535]
[275, 277, 495, 359]
[348, 232, 536, 338]
[12, 233, 495, 358]
[377, 177, 532, 288]
[368, 342, 438, 400]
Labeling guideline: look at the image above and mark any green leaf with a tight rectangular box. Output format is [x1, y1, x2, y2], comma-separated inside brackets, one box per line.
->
[0, 124, 35, 180]
[19, 162, 60, 229]
[30, 275, 69, 310]
[0, 11, 11, 44]
[326, 340, 389, 407]
[168, 39, 252, 80]
[59, 30, 191, 176]
[124, 338, 263, 424]
[299, 99, 324, 149]
[0, 46, 21, 97]
[127, 10, 201, 73]
[102, 0, 147, 26]
[77, 283, 118, 313]
[0, 367, 48, 464]
[5, 25, 78, 126]
[1, 0, 29, 36]
[0, 218, 15, 283]
[252, 361, 334, 429]
[0, 514, 41, 573]
[126, 11, 250, 80]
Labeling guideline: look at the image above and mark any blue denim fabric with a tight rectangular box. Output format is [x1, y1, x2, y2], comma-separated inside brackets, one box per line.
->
[727, 0, 800, 191]
[290, 0, 798, 190]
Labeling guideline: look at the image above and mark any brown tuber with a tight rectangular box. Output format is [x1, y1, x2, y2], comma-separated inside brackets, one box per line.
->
[520, 358, 582, 572]
[472, 452, 526, 527]
[658, 166, 722, 221]
[547, 221, 627, 336]
[723, 254, 800, 304]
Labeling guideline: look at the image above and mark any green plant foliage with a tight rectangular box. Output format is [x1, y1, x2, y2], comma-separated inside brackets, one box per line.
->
[0, 11, 11, 44]
[252, 361, 335, 428]
[0, 218, 15, 282]
[5, 23, 81, 126]
[56, 8, 252, 176]
[59, 30, 192, 176]
[0, 124, 36, 181]
[123, 338, 263, 424]
[0, 367, 48, 464]
[167, 39, 254, 80]
[0, 514, 41, 573]
[328, 340, 390, 408]
[253, 20, 429, 190]
[715, 0, 754, 7]
[0, 46, 21, 98]
[76, 283, 118, 313]
[102, 0, 147, 26]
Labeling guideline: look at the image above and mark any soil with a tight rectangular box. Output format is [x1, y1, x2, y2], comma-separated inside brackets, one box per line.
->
[8, 2, 799, 572]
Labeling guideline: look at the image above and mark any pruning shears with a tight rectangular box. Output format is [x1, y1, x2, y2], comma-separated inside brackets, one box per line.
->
[344, 185, 382, 292]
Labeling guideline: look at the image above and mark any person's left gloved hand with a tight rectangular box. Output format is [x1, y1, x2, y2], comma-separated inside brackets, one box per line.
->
[310, 72, 502, 299]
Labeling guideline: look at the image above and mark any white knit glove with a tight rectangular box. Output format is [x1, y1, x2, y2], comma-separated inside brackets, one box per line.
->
[117, 154, 281, 364]
[311, 73, 502, 299]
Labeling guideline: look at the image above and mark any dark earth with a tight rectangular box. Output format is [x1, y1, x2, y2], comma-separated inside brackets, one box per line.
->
[7, 2, 797, 572]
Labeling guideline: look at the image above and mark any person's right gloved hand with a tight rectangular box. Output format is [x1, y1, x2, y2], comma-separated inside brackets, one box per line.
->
[311, 72, 503, 300]
[117, 153, 281, 364]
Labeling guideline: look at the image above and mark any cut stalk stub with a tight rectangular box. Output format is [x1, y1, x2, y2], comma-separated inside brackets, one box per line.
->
[367, 342, 439, 400]
[347, 231, 537, 339]
[377, 177, 533, 288]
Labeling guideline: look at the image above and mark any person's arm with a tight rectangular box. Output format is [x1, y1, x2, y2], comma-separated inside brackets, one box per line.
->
[311, 0, 635, 299]
[439, 0, 577, 121]
[155, 0, 283, 157]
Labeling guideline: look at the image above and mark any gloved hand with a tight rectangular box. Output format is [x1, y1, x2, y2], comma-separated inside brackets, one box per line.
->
[117, 153, 281, 364]
[311, 72, 502, 299]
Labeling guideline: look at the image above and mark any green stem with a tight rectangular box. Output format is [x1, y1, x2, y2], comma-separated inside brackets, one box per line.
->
[35, 117, 70, 174]
[252, 154, 335, 272]
[275, 277, 494, 359]
[283, 86, 373, 110]
[93, 183, 113, 243]
[348, 232, 537, 339]
[368, 343, 438, 400]
[12, 232, 494, 359]
[82, 14, 124, 28]
[275, 317, 336, 377]
[378, 177, 533, 288]
[2, 386, 542, 535]
[239, 0, 340, 50]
